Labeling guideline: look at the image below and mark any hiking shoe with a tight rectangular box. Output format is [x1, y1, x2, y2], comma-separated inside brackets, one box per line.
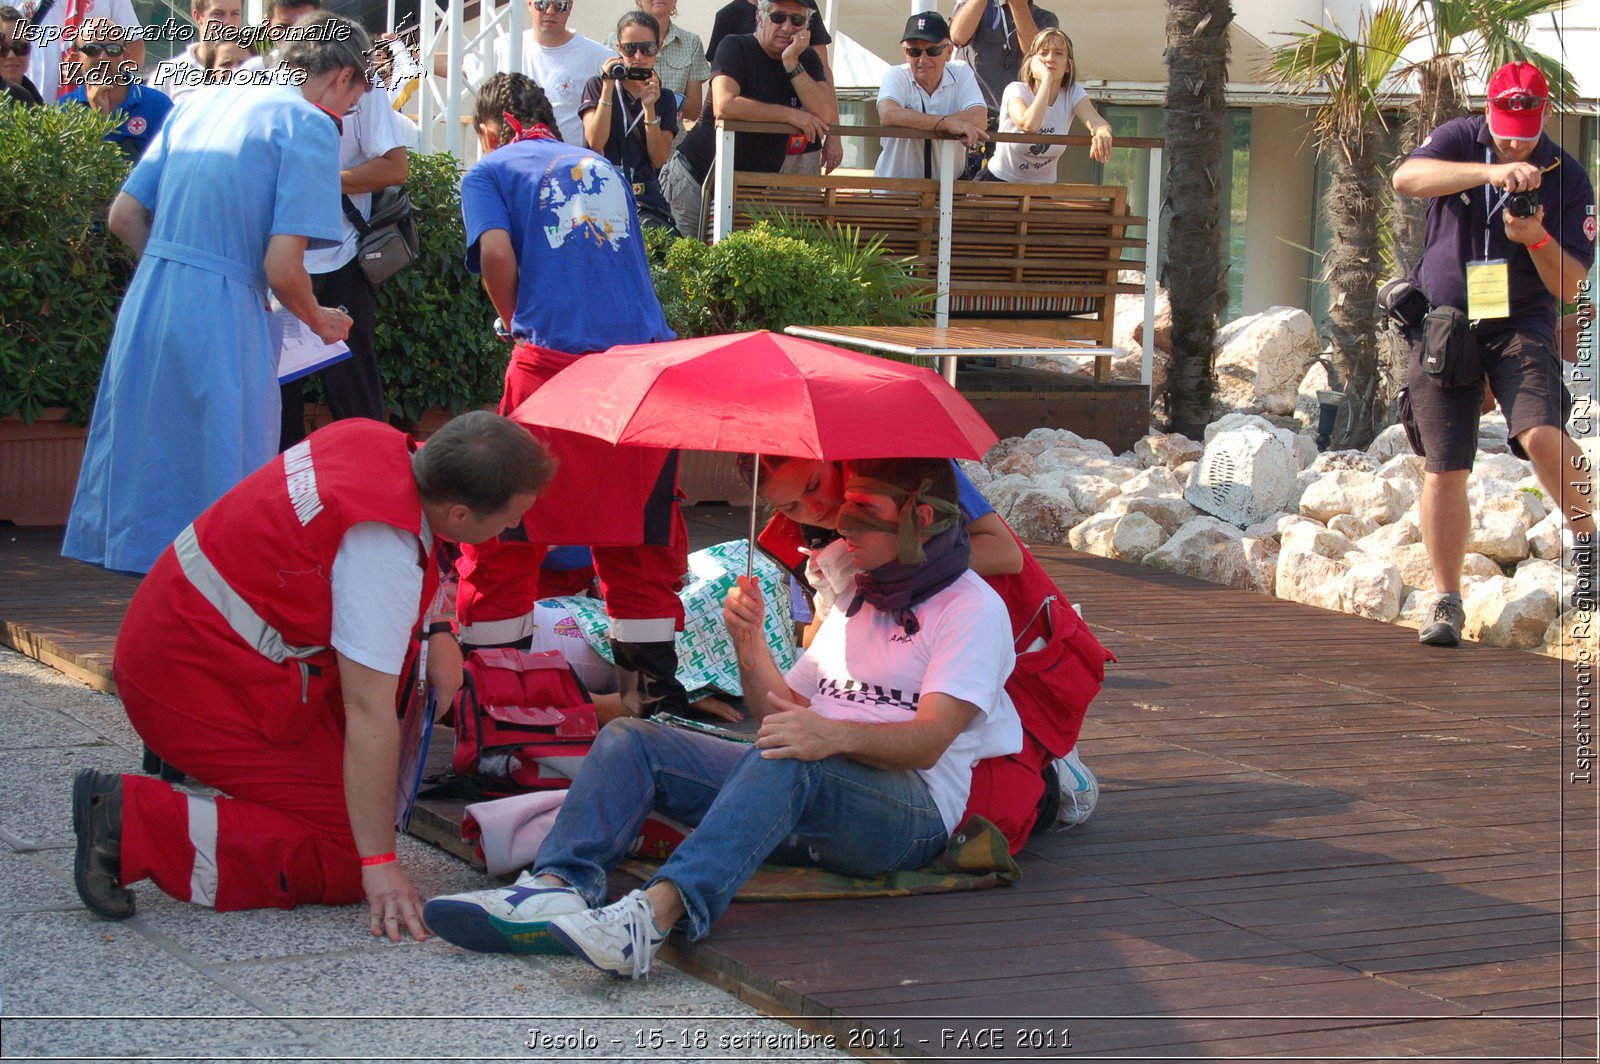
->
[72, 769, 134, 920]
[1056, 746, 1100, 828]
[548, 889, 668, 979]
[1419, 595, 1465, 647]
[423, 874, 589, 954]
[1573, 533, 1596, 612]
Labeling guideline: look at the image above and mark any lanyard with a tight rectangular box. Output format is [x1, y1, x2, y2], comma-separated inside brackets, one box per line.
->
[1482, 146, 1512, 260]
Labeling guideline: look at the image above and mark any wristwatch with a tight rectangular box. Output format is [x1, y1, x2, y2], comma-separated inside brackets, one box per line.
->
[786, 65, 804, 79]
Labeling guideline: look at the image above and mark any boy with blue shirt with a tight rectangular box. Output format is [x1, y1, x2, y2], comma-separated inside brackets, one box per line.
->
[448, 72, 692, 725]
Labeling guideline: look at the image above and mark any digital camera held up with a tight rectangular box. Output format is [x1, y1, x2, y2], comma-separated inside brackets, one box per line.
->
[1506, 190, 1540, 218]
[603, 66, 652, 81]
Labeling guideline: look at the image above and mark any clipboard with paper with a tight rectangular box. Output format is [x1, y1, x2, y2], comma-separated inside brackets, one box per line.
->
[274, 306, 352, 384]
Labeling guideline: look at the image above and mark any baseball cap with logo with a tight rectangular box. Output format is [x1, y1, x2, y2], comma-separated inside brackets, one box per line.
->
[902, 11, 951, 43]
[1486, 61, 1549, 141]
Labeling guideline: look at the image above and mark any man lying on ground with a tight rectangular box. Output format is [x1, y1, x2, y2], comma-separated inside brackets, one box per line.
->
[424, 457, 1024, 976]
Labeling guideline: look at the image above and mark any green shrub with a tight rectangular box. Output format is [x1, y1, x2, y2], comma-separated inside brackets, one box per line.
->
[0, 101, 132, 423]
[651, 220, 933, 340]
[371, 150, 505, 421]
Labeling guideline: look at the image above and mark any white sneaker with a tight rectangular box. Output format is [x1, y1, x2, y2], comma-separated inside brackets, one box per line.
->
[424, 873, 589, 954]
[1056, 746, 1100, 828]
[548, 889, 668, 979]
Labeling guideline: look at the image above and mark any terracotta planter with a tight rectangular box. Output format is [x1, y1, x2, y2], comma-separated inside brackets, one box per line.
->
[0, 408, 88, 527]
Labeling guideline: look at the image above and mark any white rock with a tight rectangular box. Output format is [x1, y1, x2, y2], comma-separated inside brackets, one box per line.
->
[1275, 550, 1350, 611]
[1343, 560, 1403, 621]
[1463, 553, 1505, 580]
[1129, 293, 1173, 352]
[1069, 511, 1165, 563]
[1007, 488, 1085, 545]
[1367, 424, 1412, 462]
[1467, 507, 1531, 565]
[1396, 589, 1433, 630]
[1480, 485, 1548, 529]
[1282, 522, 1356, 560]
[1290, 433, 1320, 471]
[1072, 455, 1143, 484]
[1479, 414, 1510, 455]
[1376, 453, 1424, 487]
[1199, 536, 1280, 594]
[981, 473, 1036, 519]
[1476, 452, 1530, 483]
[1388, 542, 1435, 593]
[957, 460, 992, 492]
[1465, 574, 1558, 649]
[1185, 427, 1300, 527]
[1244, 512, 1304, 540]
[991, 451, 1042, 477]
[1312, 450, 1382, 475]
[1050, 430, 1114, 458]
[1296, 361, 1331, 423]
[1105, 494, 1201, 538]
[1119, 466, 1186, 500]
[1328, 513, 1378, 542]
[1355, 520, 1420, 557]
[1174, 460, 1197, 485]
[1061, 472, 1123, 512]
[1542, 611, 1598, 662]
[1144, 516, 1244, 578]
[1299, 471, 1407, 525]
[1213, 306, 1322, 416]
[1134, 432, 1204, 470]
[1528, 514, 1565, 560]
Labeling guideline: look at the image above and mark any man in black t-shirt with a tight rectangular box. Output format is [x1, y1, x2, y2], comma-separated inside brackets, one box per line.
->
[658, 0, 835, 239]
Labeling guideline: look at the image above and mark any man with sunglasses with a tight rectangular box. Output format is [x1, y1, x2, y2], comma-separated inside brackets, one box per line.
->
[459, 0, 609, 146]
[1392, 61, 1598, 646]
[661, 0, 835, 238]
[874, 11, 987, 180]
[19, 0, 142, 101]
[0, 5, 43, 104]
[57, 18, 171, 159]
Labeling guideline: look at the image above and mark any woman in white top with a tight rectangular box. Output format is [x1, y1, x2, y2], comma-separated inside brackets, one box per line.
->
[984, 27, 1111, 183]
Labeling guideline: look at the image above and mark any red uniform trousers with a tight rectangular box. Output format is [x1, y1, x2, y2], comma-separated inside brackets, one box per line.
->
[113, 558, 363, 911]
[457, 343, 687, 641]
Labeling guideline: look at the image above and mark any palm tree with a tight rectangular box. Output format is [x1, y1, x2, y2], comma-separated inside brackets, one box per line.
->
[1269, 2, 1416, 449]
[1161, 0, 1233, 437]
[1392, 0, 1577, 273]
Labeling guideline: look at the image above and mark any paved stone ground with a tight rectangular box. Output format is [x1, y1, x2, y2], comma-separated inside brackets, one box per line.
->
[0, 648, 853, 1062]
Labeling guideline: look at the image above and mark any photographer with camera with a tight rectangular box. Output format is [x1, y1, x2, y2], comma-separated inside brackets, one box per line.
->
[1391, 61, 1597, 647]
[579, 10, 678, 233]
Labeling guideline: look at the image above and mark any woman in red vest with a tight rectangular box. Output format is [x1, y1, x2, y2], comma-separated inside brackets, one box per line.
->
[71, 414, 553, 940]
[746, 455, 1113, 852]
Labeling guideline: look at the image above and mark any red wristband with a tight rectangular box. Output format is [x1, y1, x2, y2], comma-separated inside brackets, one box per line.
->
[360, 852, 397, 867]
[1528, 233, 1552, 251]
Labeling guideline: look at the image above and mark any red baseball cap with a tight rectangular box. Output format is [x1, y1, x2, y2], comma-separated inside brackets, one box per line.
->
[1486, 61, 1548, 140]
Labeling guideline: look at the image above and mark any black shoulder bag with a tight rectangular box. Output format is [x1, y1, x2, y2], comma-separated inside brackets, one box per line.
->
[340, 188, 419, 287]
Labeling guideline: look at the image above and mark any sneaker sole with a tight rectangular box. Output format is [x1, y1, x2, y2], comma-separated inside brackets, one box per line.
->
[546, 922, 634, 977]
[1418, 625, 1460, 647]
[423, 900, 569, 955]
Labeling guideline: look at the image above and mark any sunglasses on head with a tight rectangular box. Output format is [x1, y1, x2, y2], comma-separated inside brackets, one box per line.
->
[1493, 91, 1545, 112]
[77, 41, 126, 58]
[618, 40, 659, 57]
[766, 10, 809, 27]
[532, 0, 571, 11]
[903, 43, 947, 58]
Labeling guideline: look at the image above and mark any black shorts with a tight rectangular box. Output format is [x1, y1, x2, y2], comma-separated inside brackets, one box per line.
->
[1400, 326, 1572, 472]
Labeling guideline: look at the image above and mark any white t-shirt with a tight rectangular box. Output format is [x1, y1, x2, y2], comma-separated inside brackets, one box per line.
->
[329, 518, 432, 675]
[22, 0, 139, 101]
[989, 79, 1087, 183]
[465, 30, 611, 147]
[147, 44, 265, 103]
[304, 85, 420, 275]
[873, 60, 986, 181]
[784, 570, 1023, 834]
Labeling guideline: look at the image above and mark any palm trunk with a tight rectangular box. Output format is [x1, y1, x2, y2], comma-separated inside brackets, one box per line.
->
[1323, 124, 1388, 448]
[1161, 0, 1232, 437]
[1393, 56, 1465, 276]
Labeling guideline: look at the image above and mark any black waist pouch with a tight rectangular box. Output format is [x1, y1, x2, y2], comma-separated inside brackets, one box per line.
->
[1420, 306, 1482, 389]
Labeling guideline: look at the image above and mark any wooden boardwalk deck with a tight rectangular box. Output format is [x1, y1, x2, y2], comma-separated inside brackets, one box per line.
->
[2, 517, 1594, 1060]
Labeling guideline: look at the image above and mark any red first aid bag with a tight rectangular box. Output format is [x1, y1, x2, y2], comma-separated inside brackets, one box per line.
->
[452, 648, 598, 793]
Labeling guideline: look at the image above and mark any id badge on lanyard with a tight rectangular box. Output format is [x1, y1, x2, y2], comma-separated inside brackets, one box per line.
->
[1469, 147, 1512, 320]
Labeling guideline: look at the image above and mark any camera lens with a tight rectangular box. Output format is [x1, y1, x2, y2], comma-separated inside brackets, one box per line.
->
[1506, 190, 1538, 218]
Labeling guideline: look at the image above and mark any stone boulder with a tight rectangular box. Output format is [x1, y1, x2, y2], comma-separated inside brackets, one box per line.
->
[1282, 522, 1356, 560]
[1465, 574, 1559, 649]
[1367, 424, 1413, 463]
[1527, 514, 1565, 560]
[1542, 612, 1595, 662]
[1275, 550, 1349, 612]
[1105, 494, 1201, 538]
[1479, 485, 1548, 530]
[980, 473, 1035, 519]
[1244, 512, 1304, 540]
[957, 459, 992, 492]
[1184, 426, 1300, 527]
[1479, 413, 1510, 455]
[1135, 432, 1204, 470]
[1213, 306, 1322, 416]
[1387, 543, 1435, 593]
[990, 451, 1042, 478]
[1144, 516, 1244, 578]
[1355, 520, 1420, 557]
[1198, 536, 1280, 594]
[1299, 471, 1408, 525]
[1128, 295, 1173, 352]
[1059, 472, 1123, 512]
[1068, 511, 1166, 563]
[1119, 465, 1186, 500]
[1328, 513, 1378, 542]
[1396, 589, 1433, 630]
[1343, 560, 1403, 621]
[1312, 450, 1382, 475]
[1006, 488, 1085, 545]
[1466, 507, 1530, 565]
[1475, 452, 1531, 483]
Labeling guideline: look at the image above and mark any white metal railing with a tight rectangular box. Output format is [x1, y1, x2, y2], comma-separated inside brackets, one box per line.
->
[710, 123, 1164, 389]
[412, 0, 525, 159]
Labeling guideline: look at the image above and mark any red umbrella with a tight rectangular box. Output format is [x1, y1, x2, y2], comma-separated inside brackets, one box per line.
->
[509, 330, 997, 461]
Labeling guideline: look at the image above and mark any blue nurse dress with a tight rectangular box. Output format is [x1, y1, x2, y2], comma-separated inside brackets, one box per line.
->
[63, 85, 343, 573]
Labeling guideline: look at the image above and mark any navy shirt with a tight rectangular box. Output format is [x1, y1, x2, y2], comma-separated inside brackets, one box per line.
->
[1405, 114, 1596, 342]
[59, 81, 173, 159]
[578, 75, 680, 225]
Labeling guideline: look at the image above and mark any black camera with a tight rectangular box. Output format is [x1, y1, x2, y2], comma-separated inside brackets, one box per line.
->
[603, 66, 652, 81]
[1506, 190, 1540, 218]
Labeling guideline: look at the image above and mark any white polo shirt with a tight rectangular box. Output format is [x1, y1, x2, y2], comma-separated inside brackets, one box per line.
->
[304, 85, 419, 275]
[873, 60, 986, 181]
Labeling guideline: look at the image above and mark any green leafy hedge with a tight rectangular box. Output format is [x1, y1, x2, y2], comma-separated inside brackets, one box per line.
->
[0, 101, 132, 424]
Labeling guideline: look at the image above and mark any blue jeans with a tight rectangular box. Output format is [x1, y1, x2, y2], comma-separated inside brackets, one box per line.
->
[533, 718, 949, 939]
